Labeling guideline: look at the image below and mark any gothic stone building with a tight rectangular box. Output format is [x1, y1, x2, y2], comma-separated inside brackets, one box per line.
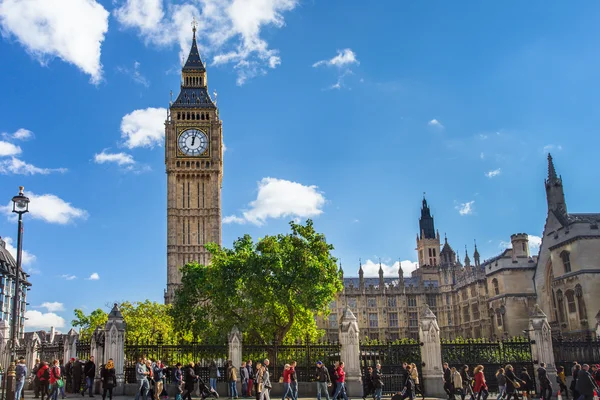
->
[317, 155, 600, 341]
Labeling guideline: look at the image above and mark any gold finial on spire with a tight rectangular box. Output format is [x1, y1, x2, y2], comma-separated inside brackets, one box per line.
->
[191, 17, 198, 38]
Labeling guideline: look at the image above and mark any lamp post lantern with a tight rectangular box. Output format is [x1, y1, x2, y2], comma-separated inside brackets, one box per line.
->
[10, 186, 29, 360]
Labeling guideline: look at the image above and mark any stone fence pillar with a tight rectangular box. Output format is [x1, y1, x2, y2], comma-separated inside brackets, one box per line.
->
[228, 326, 242, 381]
[339, 308, 361, 396]
[64, 329, 78, 364]
[104, 304, 126, 394]
[529, 305, 557, 395]
[419, 304, 445, 398]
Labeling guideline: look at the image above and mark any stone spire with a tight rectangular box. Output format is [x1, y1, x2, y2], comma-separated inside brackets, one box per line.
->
[473, 240, 480, 267]
[398, 258, 404, 287]
[182, 18, 206, 72]
[358, 259, 364, 290]
[339, 260, 344, 279]
[544, 153, 567, 217]
[378, 259, 385, 288]
[419, 195, 436, 239]
[464, 245, 471, 267]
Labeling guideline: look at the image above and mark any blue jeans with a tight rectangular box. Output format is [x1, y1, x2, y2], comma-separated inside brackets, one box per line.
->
[375, 388, 383, 400]
[135, 378, 150, 400]
[229, 381, 238, 398]
[83, 376, 93, 396]
[291, 381, 298, 400]
[15, 379, 25, 400]
[210, 378, 217, 391]
[497, 386, 505, 400]
[282, 383, 292, 400]
[332, 382, 349, 400]
[317, 382, 330, 400]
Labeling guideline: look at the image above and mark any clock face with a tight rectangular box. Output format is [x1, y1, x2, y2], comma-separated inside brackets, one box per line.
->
[178, 128, 208, 156]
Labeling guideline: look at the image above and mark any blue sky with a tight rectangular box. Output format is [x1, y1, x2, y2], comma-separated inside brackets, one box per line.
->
[1, 0, 600, 331]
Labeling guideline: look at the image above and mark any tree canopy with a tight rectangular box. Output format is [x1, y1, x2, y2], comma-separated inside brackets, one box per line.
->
[171, 219, 343, 344]
[72, 300, 185, 342]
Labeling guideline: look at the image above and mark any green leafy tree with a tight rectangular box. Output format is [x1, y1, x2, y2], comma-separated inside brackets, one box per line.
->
[171, 219, 343, 344]
[71, 308, 108, 340]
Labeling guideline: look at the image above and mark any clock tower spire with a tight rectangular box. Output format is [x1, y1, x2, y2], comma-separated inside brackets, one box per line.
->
[164, 24, 223, 304]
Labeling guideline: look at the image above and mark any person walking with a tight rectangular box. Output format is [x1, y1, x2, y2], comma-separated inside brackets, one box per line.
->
[538, 363, 552, 400]
[519, 368, 532, 400]
[64, 359, 73, 394]
[173, 363, 184, 400]
[32, 358, 41, 398]
[362, 367, 374, 400]
[332, 362, 349, 400]
[315, 361, 331, 400]
[37, 361, 50, 400]
[575, 364, 599, 400]
[472, 365, 488, 400]
[227, 360, 239, 399]
[240, 362, 249, 398]
[254, 363, 263, 400]
[290, 361, 298, 400]
[153, 360, 165, 400]
[259, 364, 271, 400]
[400, 364, 416, 400]
[281, 364, 293, 400]
[495, 368, 506, 400]
[183, 363, 197, 400]
[134, 358, 149, 400]
[16, 357, 28, 400]
[410, 363, 423, 400]
[556, 366, 569, 400]
[209, 361, 219, 392]
[460, 365, 475, 400]
[373, 364, 384, 400]
[72, 359, 82, 395]
[443, 363, 453, 400]
[247, 361, 254, 398]
[571, 364, 581, 400]
[452, 367, 463, 400]
[503, 365, 524, 400]
[49, 359, 63, 400]
[101, 359, 116, 400]
[81, 356, 95, 398]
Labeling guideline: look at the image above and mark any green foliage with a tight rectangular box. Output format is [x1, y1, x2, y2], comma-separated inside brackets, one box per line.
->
[72, 301, 191, 343]
[171, 219, 343, 344]
[71, 308, 108, 340]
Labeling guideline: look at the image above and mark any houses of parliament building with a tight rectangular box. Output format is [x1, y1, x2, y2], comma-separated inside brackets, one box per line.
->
[317, 155, 600, 341]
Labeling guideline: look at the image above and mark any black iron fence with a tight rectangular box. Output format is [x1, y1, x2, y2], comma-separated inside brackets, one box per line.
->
[553, 334, 600, 368]
[441, 337, 536, 392]
[124, 340, 228, 384]
[38, 341, 63, 363]
[76, 342, 91, 361]
[242, 341, 341, 382]
[359, 340, 423, 395]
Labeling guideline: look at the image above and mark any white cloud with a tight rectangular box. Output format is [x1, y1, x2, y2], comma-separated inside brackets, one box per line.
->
[0, 141, 22, 156]
[120, 107, 166, 149]
[223, 177, 325, 225]
[116, 61, 149, 87]
[113, 0, 299, 85]
[1, 191, 88, 224]
[456, 200, 475, 216]
[312, 49, 358, 68]
[87, 272, 99, 280]
[528, 235, 542, 250]
[61, 274, 77, 281]
[94, 150, 135, 166]
[0, 0, 109, 84]
[0, 157, 67, 175]
[3, 236, 36, 267]
[485, 168, 501, 178]
[361, 259, 418, 278]
[24, 310, 65, 330]
[2, 128, 34, 141]
[428, 119, 444, 129]
[543, 144, 562, 153]
[480, 152, 485, 160]
[40, 302, 64, 312]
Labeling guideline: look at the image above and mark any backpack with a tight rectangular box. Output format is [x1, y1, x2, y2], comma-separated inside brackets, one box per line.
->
[43, 368, 50, 380]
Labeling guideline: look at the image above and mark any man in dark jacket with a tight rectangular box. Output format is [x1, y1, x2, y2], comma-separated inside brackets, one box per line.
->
[315, 361, 331, 400]
[575, 364, 599, 400]
[82, 356, 96, 397]
[73, 359, 83, 395]
[32, 359, 41, 398]
[246, 361, 254, 397]
[538, 363, 552, 400]
[373, 364, 384, 400]
[443, 363, 452, 399]
[64, 359, 73, 393]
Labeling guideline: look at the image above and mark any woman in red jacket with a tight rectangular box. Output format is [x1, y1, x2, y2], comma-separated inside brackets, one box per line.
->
[473, 365, 489, 400]
[49, 359, 63, 400]
[37, 361, 50, 400]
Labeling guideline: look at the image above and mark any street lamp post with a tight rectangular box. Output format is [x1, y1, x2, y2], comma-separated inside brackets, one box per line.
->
[10, 187, 29, 360]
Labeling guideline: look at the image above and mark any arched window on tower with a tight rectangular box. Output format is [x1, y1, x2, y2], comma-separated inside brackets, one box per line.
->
[556, 290, 565, 323]
[495, 309, 503, 327]
[492, 278, 499, 295]
[574, 284, 587, 321]
[565, 289, 576, 314]
[560, 251, 571, 273]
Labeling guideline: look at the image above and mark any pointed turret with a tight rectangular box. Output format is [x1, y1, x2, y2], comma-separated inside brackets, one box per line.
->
[464, 245, 471, 267]
[398, 258, 405, 287]
[182, 21, 206, 72]
[419, 195, 436, 239]
[378, 259, 385, 288]
[440, 233, 456, 265]
[473, 240, 480, 267]
[339, 261, 344, 279]
[544, 153, 567, 216]
[358, 259, 364, 290]
[456, 251, 462, 267]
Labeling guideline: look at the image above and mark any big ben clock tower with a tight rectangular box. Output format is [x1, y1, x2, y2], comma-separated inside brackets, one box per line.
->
[164, 23, 223, 304]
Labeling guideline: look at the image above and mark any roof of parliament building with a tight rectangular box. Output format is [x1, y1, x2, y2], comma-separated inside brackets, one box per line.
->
[0, 236, 30, 285]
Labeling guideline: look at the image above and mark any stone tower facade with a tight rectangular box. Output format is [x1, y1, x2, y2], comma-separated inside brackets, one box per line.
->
[164, 25, 223, 304]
